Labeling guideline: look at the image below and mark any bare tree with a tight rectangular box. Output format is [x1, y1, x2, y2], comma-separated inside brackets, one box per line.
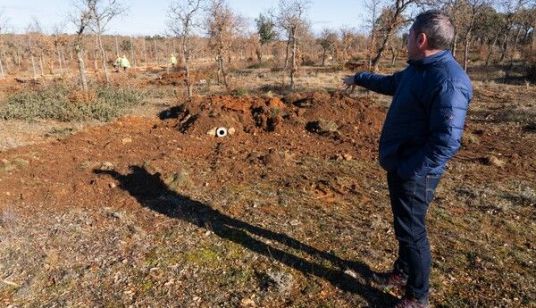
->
[462, 0, 489, 71]
[53, 35, 68, 76]
[26, 19, 44, 79]
[275, 0, 310, 90]
[206, 0, 242, 90]
[372, 7, 410, 70]
[469, 4, 504, 66]
[81, 0, 126, 84]
[339, 27, 359, 63]
[370, 0, 418, 72]
[498, 0, 529, 62]
[168, 0, 205, 98]
[51, 24, 69, 76]
[439, 0, 488, 70]
[129, 36, 135, 67]
[517, 5, 536, 56]
[439, 0, 465, 58]
[364, 0, 383, 69]
[71, 2, 94, 91]
[318, 28, 338, 66]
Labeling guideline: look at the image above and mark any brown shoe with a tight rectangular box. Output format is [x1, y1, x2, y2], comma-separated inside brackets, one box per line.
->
[394, 296, 429, 308]
[371, 270, 408, 292]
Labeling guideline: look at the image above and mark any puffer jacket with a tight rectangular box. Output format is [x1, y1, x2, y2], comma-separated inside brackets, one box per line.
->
[354, 50, 472, 179]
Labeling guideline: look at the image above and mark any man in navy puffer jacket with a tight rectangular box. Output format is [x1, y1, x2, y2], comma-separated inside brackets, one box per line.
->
[344, 10, 472, 308]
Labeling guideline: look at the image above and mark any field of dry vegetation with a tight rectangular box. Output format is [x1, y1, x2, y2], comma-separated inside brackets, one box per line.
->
[0, 0, 535, 306]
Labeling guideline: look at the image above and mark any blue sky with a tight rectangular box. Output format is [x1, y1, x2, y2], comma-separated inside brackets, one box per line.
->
[0, 0, 368, 35]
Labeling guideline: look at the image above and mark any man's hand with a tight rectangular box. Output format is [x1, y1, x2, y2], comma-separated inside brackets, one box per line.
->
[343, 75, 356, 86]
[342, 75, 356, 94]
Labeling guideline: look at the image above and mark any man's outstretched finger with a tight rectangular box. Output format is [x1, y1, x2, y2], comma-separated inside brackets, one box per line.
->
[342, 75, 355, 86]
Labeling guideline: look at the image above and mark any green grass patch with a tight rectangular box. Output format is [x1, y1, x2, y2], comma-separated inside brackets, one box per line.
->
[0, 84, 146, 122]
[185, 247, 220, 267]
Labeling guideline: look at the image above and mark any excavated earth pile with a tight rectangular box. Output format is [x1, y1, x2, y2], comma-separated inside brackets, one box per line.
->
[164, 91, 384, 143]
[150, 70, 210, 86]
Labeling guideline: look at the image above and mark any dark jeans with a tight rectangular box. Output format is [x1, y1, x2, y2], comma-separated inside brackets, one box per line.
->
[387, 172, 441, 300]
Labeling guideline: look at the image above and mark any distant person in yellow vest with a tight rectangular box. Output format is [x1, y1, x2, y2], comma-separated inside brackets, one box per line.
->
[169, 54, 178, 68]
[120, 55, 131, 72]
[114, 56, 122, 72]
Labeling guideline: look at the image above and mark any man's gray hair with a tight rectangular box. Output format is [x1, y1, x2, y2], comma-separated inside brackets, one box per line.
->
[411, 10, 454, 50]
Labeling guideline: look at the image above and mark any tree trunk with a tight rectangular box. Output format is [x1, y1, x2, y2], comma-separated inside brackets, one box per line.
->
[511, 27, 522, 60]
[75, 44, 88, 91]
[256, 45, 263, 64]
[31, 55, 37, 80]
[463, 32, 471, 71]
[218, 50, 228, 89]
[2, 51, 9, 72]
[61, 50, 67, 72]
[371, 32, 391, 72]
[130, 36, 135, 67]
[390, 45, 398, 66]
[96, 34, 110, 84]
[48, 53, 54, 74]
[499, 28, 511, 63]
[154, 40, 159, 66]
[485, 36, 498, 67]
[290, 27, 297, 90]
[530, 31, 536, 54]
[321, 48, 327, 66]
[508, 26, 523, 71]
[57, 47, 64, 76]
[39, 55, 44, 76]
[93, 49, 99, 72]
[284, 35, 290, 71]
[452, 32, 458, 58]
[16, 48, 21, 68]
[115, 36, 120, 57]
[0, 57, 5, 79]
[368, 31, 377, 71]
[182, 36, 193, 98]
[143, 38, 148, 67]
[216, 56, 221, 84]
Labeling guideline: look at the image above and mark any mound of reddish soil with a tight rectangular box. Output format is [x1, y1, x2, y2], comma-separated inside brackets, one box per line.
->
[165, 95, 288, 135]
[282, 91, 384, 138]
[163, 92, 385, 146]
[151, 70, 209, 86]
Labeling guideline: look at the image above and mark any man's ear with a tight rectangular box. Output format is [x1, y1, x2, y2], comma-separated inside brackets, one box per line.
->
[417, 32, 427, 49]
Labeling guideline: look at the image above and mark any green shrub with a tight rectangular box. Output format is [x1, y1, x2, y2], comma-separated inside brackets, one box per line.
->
[0, 84, 146, 122]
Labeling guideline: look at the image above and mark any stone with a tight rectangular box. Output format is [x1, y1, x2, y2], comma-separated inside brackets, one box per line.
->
[99, 162, 115, 171]
[207, 127, 217, 136]
[483, 155, 506, 167]
[306, 119, 339, 135]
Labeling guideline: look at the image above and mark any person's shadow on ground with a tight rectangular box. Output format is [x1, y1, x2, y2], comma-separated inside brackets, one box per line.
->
[95, 165, 396, 306]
